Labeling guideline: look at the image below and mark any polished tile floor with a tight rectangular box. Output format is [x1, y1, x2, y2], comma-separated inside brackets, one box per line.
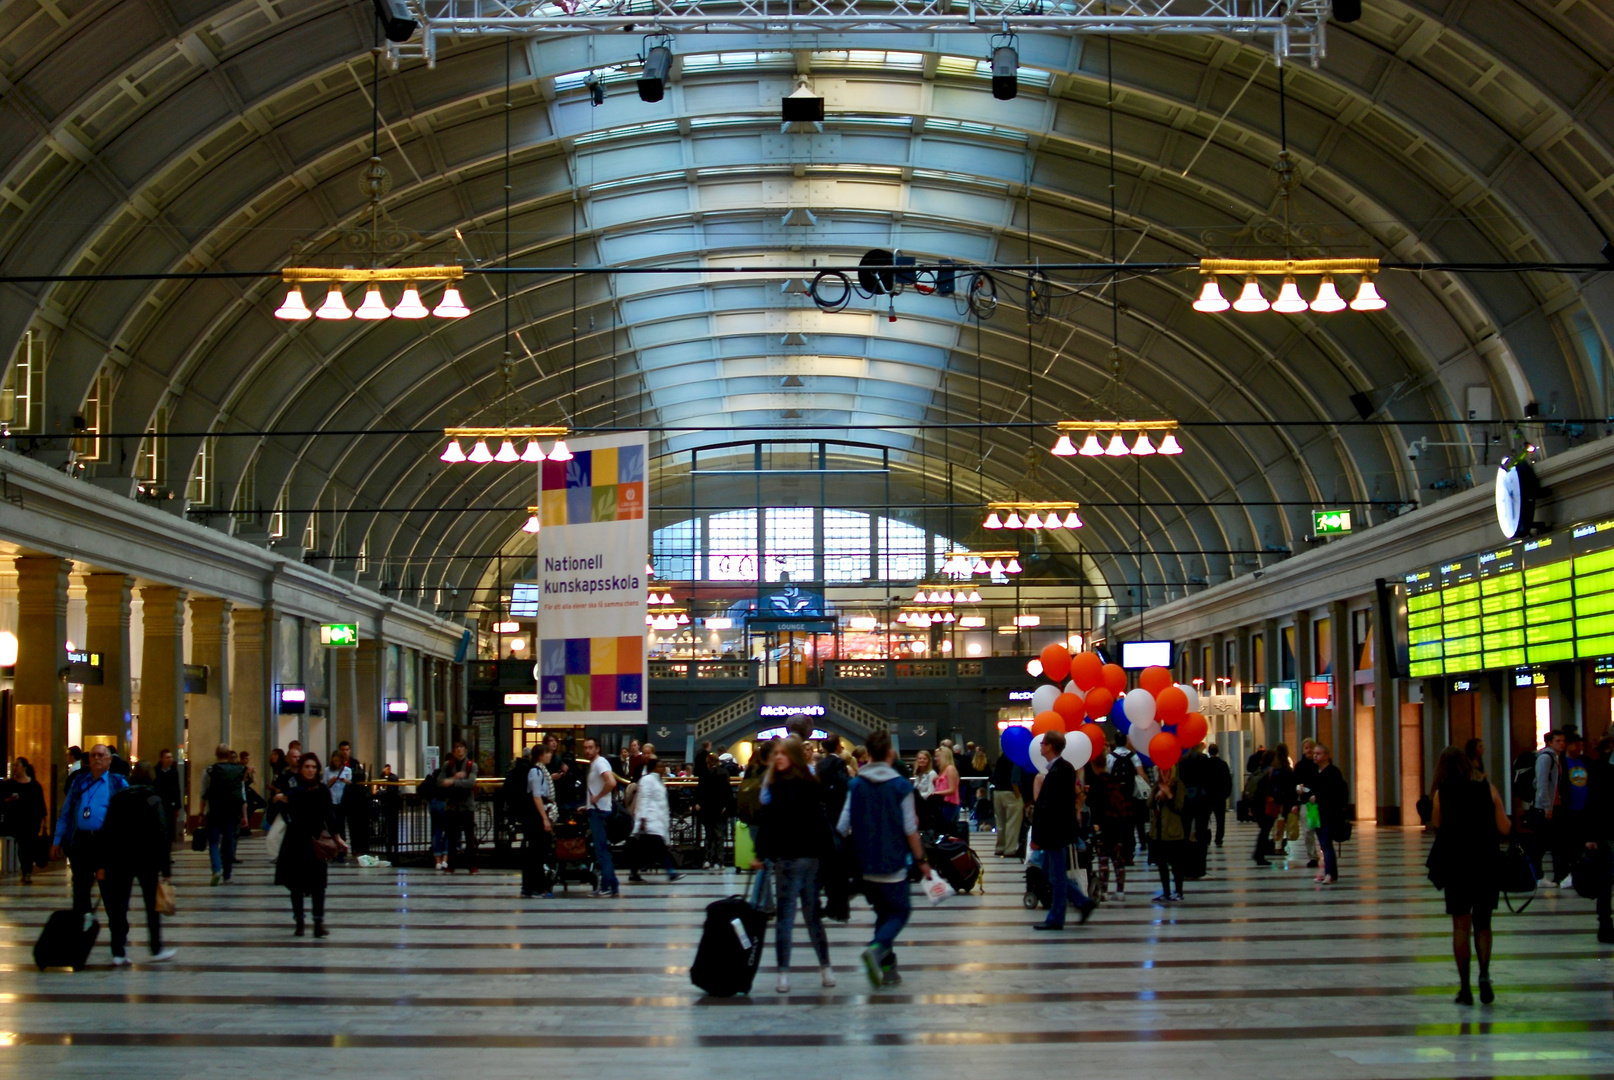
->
[0, 825, 1610, 1079]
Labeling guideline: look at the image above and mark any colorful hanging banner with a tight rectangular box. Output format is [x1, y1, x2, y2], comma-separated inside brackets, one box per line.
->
[536, 432, 649, 724]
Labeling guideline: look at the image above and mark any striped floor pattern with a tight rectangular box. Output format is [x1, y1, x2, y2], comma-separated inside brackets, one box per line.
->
[0, 825, 1610, 1079]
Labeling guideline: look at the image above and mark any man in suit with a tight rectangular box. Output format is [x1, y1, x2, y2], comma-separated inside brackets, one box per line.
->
[1030, 731, 1096, 931]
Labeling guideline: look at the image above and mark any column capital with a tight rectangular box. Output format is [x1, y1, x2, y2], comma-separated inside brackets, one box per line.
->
[189, 596, 233, 644]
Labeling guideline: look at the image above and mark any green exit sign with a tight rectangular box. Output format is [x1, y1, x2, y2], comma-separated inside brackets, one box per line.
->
[1312, 508, 1353, 536]
[320, 623, 358, 648]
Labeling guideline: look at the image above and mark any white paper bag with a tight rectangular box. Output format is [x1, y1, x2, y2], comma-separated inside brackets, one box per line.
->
[924, 869, 953, 906]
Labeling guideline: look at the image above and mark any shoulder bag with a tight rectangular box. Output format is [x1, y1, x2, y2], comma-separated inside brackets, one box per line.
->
[311, 830, 342, 862]
[155, 879, 178, 917]
[1499, 838, 1539, 913]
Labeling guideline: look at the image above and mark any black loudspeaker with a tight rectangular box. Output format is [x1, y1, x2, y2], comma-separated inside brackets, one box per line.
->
[372, 0, 418, 42]
[781, 96, 825, 123]
[1333, 0, 1361, 22]
[1349, 391, 1374, 420]
[858, 249, 895, 295]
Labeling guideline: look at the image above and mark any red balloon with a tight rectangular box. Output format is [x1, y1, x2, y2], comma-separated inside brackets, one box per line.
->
[1040, 644, 1072, 683]
[1138, 666, 1174, 697]
[1070, 652, 1104, 691]
[1083, 686, 1115, 721]
[1079, 723, 1107, 757]
[1032, 711, 1064, 736]
[1053, 692, 1084, 727]
[1155, 685, 1189, 725]
[1177, 712, 1208, 748]
[1149, 732, 1183, 770]
[1100, 663, 1128, 695]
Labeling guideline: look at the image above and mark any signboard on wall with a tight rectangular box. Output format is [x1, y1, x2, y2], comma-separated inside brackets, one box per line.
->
[1302, 680, 1332, 708]
[536, 431, 649, 726]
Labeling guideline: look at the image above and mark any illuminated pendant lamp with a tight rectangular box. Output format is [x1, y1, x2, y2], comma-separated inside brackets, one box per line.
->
[547, 440, 573, 461]
[1158, 431, 1184, 454]
[1005, 558, 1023, 573]
[433, 286, 471, 318]
[1130, 432, 1156, 455]
[1063, 510, 1083, 528]
[1104, 433, 1129, 456]
[967, 590, 982, 602]
[983, 512, 1003, 530]
[522, 514, 541, 533]
[520, 439, 544, 462]
[1078, 434, 1104, 456]
[1192, 278, 1230, 312]
[896, 611, 909, 624]
[1271, 276, 1308, 314]
[440, 439, 467, 463]
[1310, 276, 1346, 313]
[315, 284, 352, 320]
[354, 284, 392, 320]
[1232, 277, 1269, 313]
[275, 286, 312, 320]
[940, 590, 954, 603]
[1350, 275, 1386, 311]
[494, 439, 520, 463]
[1004, 511, 1023, 529]
[393, 284, 430, 319]
[1043, 509, 1063, 529]
[989, 559, 1006, 575]
[971, 558, 989, 575]
[1024, 512, 1044, 529]
[467, 439, 494, 463]
[928, 591, 943, 603]
[1051, 434, 1077, 456]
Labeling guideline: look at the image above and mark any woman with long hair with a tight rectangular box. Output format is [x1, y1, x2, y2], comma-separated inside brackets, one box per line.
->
[1150, 764, 1189, 902]
[758, 736, 834, 992]
[933, 746, 962, 828]
[272, 752, 345, 937]
[1430, 745, 1510, 1005]
[2, 757, 47, 884]
[1086, 752, 1132, 901]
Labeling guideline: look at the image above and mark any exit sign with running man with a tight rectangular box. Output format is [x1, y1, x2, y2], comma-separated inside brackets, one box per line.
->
[1311, 508, 1353, 536]
[320, 623, 358, 647]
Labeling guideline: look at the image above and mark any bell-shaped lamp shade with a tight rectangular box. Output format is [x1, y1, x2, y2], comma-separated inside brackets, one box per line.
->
[1063, 510, 1083, 528]
[1104, 433, 1130, 456]
[677, 612, 690, 624]
[941, 590, 955, 603]
[1130, 432, 1157, 455]
[943, 611, 956, 623]
[315, 284, 352, 320]
[1310, 275, 1347, 313]
[1079, 434, 1104, 456]
[1043, 509, 1063, 529]
[520, 439, 544, 462]
[971, 558, 989, 575]
[967, 590, 982, 603]
[1350, 275, 1386, 311]
[1271, 276, 1308, 314]
[1158, 432, 1184, 454]
[1006, 558, 1023, 574]
[547, 440, 573, 462]
[440, 439, 467, 463]
[354, 284, 392, 320]
[1051, 434, 1078, 456]
[1192, 278, 1230, 313]
[983, 512, 1003, 530]
[1024, 512, 1044, 529]
[494, 439, 520, 463]
[1004, 512, 1024, 529]
[433, 286, 471, 318]
[913, 590, 927, 604]
[275, 286, 312, 320]
[522, 514, 541, 534]
[646, 614, 655, 626]
[896, 611, 909, 623]
[467, 439, 494, 463]
[393, 284, 430, 319]
[989, 559, 1006, 575]
[1232, 277, 1269, 313]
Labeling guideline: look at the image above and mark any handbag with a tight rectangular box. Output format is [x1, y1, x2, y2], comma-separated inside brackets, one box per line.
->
[1572, 844, 1612, 900]
[264, 816, 288, 863]
[310, 830, 341, 862]
[1285, 808, 1301, 841]
[1303, 802, 1321, 830]
[1263, 795, 1283, 819]
[155, 879, 177, 917]
[746, 861, 776, 915]
[1499, 839, 1538, 913]
[190, 829, 208, 853]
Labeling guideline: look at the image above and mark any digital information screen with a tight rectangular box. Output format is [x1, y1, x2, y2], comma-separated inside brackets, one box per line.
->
[1404, 514, 1614, 678]
[509, 582, 540, 618]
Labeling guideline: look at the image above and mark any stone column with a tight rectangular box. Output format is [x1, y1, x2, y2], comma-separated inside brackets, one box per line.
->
[356, 639, 382, 770]
[1328, 600, 1354, 811]
[82, 573, 133, 755]
[230, 607, 267, 786]
[1294, 610, 1313, 745]
[333, 646, 360, 759]
[1263, 617, 1282, 748]
[1372, 581, 1401, 825]
[14, 556, 69, 811]
[187, 597, 231, 810]
[139, 585, 188, 770]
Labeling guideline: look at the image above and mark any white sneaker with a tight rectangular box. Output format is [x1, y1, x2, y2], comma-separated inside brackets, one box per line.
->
[149, 948, 178, 963]
[776, 970, 791, 993]
[821, 966, 836, 988]
[110, 955, 131, 967]
[1558, 875, 1573, 889]
[1112, 891, 1125, 902]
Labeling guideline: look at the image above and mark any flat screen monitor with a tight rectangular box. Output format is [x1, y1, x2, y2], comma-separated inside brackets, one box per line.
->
[1120, 640, 1174, 669]
[509, 582, 540, 618]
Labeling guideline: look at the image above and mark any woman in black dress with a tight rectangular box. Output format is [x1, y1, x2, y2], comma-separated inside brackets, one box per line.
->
[2, 757, 47, 884]
[272, 752, 345, 937]
[1430, 745, 1511, 1005]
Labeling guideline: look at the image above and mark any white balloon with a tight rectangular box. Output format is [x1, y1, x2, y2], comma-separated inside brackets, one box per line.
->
[1032, 684, 1062, 715]
[1177, 683, 1201, 714]
[1122, 688, 1157, 726]
[1064, 680, 1086, 701]
[1128, 719, 1162, 755]
[1061, 730, 1093, 770]
[1026, 659, 1044, 677]
[1028, 733, 1052, 774]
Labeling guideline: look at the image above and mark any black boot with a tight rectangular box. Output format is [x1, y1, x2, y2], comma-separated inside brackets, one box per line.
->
[293, 921, 305, 937]
[1597, 921, 1614, 945]
[313, 921, 329, 939]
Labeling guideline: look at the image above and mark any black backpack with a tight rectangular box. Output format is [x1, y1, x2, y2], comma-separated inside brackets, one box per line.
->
[502, 760, 534, 823]
[1511, 749, 1546, 807]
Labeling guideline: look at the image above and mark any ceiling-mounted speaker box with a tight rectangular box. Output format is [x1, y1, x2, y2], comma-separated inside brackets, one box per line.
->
[781, 96, 825, 123]
[372, 0, 418, 42]
[1333, 0, 1361, 21]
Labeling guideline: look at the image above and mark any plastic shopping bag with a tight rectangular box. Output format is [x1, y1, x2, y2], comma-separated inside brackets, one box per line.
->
[924, 869, 953, 906]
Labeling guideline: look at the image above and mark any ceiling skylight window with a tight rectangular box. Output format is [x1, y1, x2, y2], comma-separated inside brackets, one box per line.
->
[936, 55, 1052, 89]
[573, 120, 680, 146]
[812, 50, 924, 69]
[681, 51, 792, 72]
[924, 117, 1030, 143]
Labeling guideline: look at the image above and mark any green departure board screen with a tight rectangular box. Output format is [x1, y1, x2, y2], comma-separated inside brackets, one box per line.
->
[1405, 515, 1614, 678]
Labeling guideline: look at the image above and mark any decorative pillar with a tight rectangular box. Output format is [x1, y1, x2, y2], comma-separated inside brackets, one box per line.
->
[1328, 600, 1354, 812]
[1263, 617, 1282, 748]
[139, 585, 188, 770]
[187, 597, 231, 810]
[14, 556, 69, 810]
[230, 607, 267, 785]
[355, 638, 382, 770]
[82, 573, 133, 755]
[1372, 580, 1401, 825]
[1294, 610, 1314, 745]
[334, 646, 360, 759]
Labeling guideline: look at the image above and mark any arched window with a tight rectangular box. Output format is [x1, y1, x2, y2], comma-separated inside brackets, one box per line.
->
[652, 508, 962, 583]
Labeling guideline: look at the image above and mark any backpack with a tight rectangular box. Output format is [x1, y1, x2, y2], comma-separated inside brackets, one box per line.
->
[204, 763, 246, 810]
[1511, 749, 1546, 806]
[736, 774, 764, 824]
[502, 760, 534, 822]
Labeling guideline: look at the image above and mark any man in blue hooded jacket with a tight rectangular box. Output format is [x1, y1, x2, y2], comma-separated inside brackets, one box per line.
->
[836, 728, 928, 988]
[50, 744, 132, 963]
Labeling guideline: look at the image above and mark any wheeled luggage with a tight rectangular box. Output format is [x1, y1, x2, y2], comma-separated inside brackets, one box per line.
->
[690, 895, 767, 997]
[925, 836, 982, 893]
[34, 909, 100, 971]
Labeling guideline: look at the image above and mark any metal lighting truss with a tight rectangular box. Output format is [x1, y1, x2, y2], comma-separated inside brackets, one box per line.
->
[390, 0, 1334, 66]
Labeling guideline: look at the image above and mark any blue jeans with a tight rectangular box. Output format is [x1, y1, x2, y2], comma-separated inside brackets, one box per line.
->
[209, 819, 238, 877]
[866, 878, 911, 960]
[1319, 824, 1338, 878]
[941, 802, 961, 826]
[1043, 845, 1090, 926]
[429, 800, 446, 856]
[588, 809, 619, 893]
[773, 857, 830, 968]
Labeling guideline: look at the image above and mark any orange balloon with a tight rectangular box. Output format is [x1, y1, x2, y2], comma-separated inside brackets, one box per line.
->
[1138, 666, 1174, 697]
[1053, 692, 1085, 726]
[1101, 663, 1128, 696]
[1032, 711, 1064, 736]
[1155, 685, 1189, 725]
[1148, 731, 1183, 770]
[1040, 644, 1071, 683]
[1070, 652, 1104, 691]
[1083, 686, 1115, 721]
[1177, 712, 1208, 748]
[1079, 723, 1107, 757]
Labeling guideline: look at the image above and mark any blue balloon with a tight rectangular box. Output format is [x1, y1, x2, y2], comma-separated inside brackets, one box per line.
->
[1000, 725, 1034, 771]
[1109, 696, 1131, 735]
[1136, 751, 1153, 769]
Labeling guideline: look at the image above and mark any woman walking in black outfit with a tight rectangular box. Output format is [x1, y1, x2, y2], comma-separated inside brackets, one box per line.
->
[272, 752, 345, 937]
[2, 758, 46, 884]
[1429, 745, 1510, 1005]
[759, 736, 835, 992]
[1254, 745, 1295, 865]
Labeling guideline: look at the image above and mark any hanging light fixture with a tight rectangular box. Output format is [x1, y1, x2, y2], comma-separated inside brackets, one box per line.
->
[1310, 276, 1346, 313]
[967, 590, 982, 603]
[315, 284, 352, 320]
[676, 612, 690, 624]
[521, 440, 544, 462]
[1271, 276, 1308, 313]
[548, 440, 573, 461]
[275, 286, 312, 320]
[983, 512, 1003, 530]
[1130, 432, 1156, 455]
[1004, 511, 1023, 529]
[896, 611, 910, 623]
[494, 439, 520, 463]
[1232, 277, 1269, 313]
[433, 286, 471, 318]
[1158, 431, 1184, 454]
[354, 284, 392, 320]
[940, 590, 954, 603]
[1350, 275, 1386, 311]
[1051, 434, 1077, 456]
[913, 590, 927, 604]
[972, 558, 989, 575]
[1063, 510, 1083, 528]
[1079, 434, 1104, 456]
[989, 558, 1006, 575]
[928, 590, 944, 603]
[1024, 512, 1043, 529]
[467, 439, 494, 463]
[522, 514, 541, 533]
[1192, 278, 1230, 312]
[392, 283, 430, 319]
[1044, 509, 1063, 530]
[1006, 558, 1022, 573]
[1104, 433, 1129, 456]
[440, 439, 466, 463]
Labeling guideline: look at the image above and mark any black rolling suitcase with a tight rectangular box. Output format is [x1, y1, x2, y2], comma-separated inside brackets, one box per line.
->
[926, 836, 982, 893]
[690, 895, 767, 997]
[35, 909, 100, 971]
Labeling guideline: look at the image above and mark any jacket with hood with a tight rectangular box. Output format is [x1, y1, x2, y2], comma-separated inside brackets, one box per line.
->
[835, 763, 916, 879]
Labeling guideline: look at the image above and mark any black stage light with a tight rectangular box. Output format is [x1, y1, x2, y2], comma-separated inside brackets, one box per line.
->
[1333, 0, 1361, 22]
[1349, 391, 1374, 420]
[372, 0, 418, 43]
[991, 45, 1018, 100]
[585, 72, 606, 106]
[859, 249, 895, 295]
[781, 95, 825, 123]
[638, 45, 672, 103]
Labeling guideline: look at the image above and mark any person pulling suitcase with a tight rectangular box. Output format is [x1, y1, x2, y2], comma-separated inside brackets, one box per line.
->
[47, 744, 140, 967]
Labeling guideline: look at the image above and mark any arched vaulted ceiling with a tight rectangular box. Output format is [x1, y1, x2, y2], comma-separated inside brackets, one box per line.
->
[2, 0, 1612, 618]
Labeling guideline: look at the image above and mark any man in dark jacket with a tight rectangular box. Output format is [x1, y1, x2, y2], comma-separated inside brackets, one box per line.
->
[1583, 734, 1614, 944]
[1294, 738, 1321, 867]
[104, 763, 177, 962]
[1202, 744, 1233, 847]
[836, 729, 928, 988]
[152, 749, 182, 844]
[1030, 731, 1096, 931]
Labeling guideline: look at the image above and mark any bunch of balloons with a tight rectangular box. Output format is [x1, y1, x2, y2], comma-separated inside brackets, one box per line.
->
[998, 645, 1209, 775]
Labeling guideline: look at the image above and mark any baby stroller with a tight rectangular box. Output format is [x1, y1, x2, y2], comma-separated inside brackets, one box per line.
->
[1022, 816, 1093, 909]
[552, 813, 597, 892]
